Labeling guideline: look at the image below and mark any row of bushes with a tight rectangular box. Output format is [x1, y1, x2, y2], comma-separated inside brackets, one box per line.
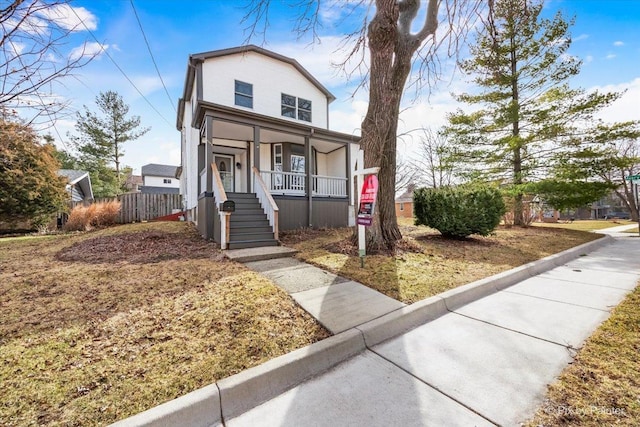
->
[413, 185, 506, 238]
[64, 201, 121, 231]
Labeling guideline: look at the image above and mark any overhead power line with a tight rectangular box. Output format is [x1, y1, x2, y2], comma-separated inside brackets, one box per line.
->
[130, 0, 176, 113]
[69, 6, 173, 127]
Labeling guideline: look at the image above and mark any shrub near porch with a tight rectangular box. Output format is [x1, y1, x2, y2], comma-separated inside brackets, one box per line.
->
[0, 222, 328, 426]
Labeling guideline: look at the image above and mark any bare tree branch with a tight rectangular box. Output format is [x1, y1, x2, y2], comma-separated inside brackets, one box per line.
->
[0, 0, 96, 122]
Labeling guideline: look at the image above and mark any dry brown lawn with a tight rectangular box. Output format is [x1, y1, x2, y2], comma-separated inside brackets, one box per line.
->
[281, 221, 602, 304]
[0, 222, 328, 426]
[526, 282, 640, 426]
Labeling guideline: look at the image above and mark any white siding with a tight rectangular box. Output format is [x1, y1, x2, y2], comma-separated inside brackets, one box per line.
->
[144, 175, 180, 188]
[181, 95, 200, 211]
[326, 148, 346, 178]
[260, 143, 271, 171]
[201, 52, 329, 128]
[315, 152, 328, 176]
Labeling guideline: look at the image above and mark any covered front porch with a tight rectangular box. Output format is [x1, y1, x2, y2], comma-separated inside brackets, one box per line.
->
[195, 103, 359, 246]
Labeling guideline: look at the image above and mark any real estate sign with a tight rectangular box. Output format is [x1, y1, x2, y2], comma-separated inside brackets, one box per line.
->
[357, 174, 379, 226]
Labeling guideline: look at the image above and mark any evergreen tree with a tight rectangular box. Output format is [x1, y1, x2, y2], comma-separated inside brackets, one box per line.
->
[72, 91, 149, 197]
[444, 0, 637, 224]
[0, 112, 68, 227]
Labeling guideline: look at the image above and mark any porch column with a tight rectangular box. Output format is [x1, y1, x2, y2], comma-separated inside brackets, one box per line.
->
[246, 141, 251, 193]
[205, 116, 214, 193]
[253, 125, 261, 193]
[202, 116, 215, 240]
[346, 143, 351, 202]
[306, 135, 312, 227]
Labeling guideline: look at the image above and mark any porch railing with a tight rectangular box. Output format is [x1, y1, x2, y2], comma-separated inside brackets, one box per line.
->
[252, 167, 279, 240]
[260, 170, 305, 195]
[259, 170, 347, 197]
[211, 162, 230, 249]
[312, 175, 348, 197]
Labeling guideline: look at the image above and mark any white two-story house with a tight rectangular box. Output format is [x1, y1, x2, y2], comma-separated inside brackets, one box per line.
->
[140, 163, 180, 194]
[177, 45, 360, 249]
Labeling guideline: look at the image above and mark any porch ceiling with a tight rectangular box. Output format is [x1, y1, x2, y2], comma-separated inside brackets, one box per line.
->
[210, 119, 346, 153]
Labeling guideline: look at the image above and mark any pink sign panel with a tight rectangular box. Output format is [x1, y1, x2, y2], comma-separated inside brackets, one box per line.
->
[357, 174, 379, 226]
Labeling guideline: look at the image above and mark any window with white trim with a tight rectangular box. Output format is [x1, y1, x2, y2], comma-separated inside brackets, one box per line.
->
[163, 178, 172, 184]
[235, 80, 253, 108]
[281, 93, 311, 122]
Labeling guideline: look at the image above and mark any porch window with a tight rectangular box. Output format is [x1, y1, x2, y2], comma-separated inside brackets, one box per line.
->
[281, 94, 312, 122]
[235, 80, 253, 108]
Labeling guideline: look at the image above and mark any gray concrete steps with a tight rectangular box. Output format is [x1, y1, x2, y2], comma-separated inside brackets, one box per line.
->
[224, 192, 276, 249]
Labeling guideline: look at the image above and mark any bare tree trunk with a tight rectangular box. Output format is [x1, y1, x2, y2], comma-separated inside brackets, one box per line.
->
[358, 0, 440, 251]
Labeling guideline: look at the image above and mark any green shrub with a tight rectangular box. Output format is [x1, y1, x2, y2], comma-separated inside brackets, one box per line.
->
[413, 185, 506, 238]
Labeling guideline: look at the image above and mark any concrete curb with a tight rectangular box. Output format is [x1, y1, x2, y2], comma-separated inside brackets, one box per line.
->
[109, 384, 221, 427]
[110, 234, 613, 426]
[358, 234, 613, 347]
[217, 328, 365, 421]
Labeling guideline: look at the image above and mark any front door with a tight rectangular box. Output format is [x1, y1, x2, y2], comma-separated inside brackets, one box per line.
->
[215, 155, 234, 192]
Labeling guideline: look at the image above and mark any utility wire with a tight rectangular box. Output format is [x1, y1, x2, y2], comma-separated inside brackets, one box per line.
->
[70, 6, 173, 127]
[130, 0, 176, 113]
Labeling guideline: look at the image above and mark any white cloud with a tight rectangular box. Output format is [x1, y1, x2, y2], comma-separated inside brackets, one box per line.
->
[131, 76, 164, 97]
[592, 78, 640, 123]
[37, 4, 98, 32]
[68, 41, 108, 61]
[605, 53, 616, 60]
[613, 40, 624, 47]
[584, 55, 594, 63]
[8, 42, 26, 56]
[573, 34, 589, 42]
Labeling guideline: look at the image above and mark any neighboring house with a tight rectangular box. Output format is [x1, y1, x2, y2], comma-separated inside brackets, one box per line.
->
[395, 184, 416, 219]
[58, 169, 94, 203]
[124, 173, 143, 193]
[177, 45, 361, 249]
[140, 164, 180, 194]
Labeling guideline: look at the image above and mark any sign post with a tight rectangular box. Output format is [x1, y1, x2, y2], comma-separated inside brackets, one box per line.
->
[353, 150, 379, 267]
[625, 175, 640, 237]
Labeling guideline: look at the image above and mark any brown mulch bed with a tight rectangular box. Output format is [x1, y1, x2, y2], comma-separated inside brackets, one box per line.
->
[56, 229, 223, 264]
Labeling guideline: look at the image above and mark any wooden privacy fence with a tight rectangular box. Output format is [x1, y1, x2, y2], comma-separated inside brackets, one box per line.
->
[93, 193, 183, 223]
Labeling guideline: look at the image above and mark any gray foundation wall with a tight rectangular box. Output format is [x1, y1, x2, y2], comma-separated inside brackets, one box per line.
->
[273, 196, 348, 230]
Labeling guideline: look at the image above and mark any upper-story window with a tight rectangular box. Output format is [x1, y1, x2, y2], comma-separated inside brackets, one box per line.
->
[281, 94, 312, 122]
[235, 80, 253, 108]
[163, 178, 172, 184]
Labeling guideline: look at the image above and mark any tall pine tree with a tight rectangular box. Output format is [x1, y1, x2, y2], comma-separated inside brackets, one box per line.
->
[72, 91, 149, 197]
[444, 0, 636, 224]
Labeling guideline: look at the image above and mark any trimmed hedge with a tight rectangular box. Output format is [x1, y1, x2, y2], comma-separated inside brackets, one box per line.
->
[414, 185, 506, 238]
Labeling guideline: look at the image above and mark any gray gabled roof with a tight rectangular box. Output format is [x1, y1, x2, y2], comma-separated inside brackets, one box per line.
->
[58, 169, 87, 184]
[58, 169, 94, 201]
[141, 163, 179, 178]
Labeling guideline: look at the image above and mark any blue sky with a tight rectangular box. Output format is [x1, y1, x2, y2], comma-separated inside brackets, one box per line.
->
[30, 0, 640, 174]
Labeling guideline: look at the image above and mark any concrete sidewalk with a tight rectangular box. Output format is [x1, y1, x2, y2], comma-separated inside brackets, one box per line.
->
[227, 233, 639, 426]
[112, 229, 639, 427]
[244, 257, 404, 334]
